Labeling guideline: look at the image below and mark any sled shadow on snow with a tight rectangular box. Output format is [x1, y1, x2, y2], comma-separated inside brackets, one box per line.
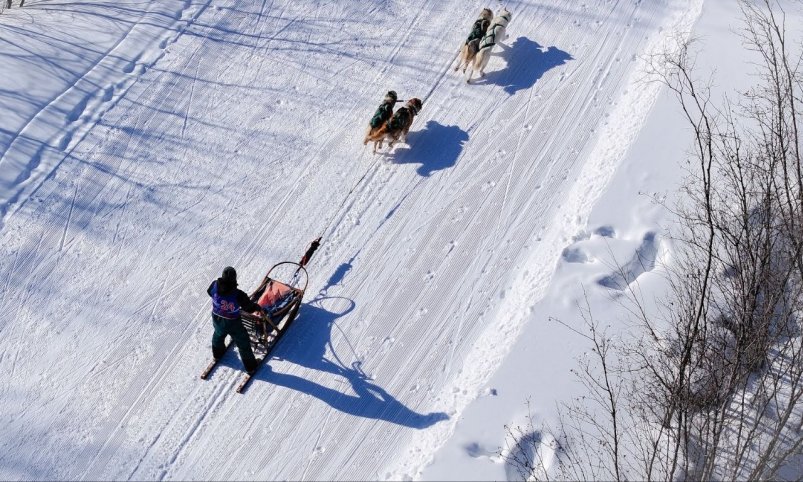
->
[255, 296, 449, 429]
[475, 37, 573, 95]
[391, 121, 468, 177]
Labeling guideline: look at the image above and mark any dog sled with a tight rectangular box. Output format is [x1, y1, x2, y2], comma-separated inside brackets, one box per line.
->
[201, 238, 320, 392]
[236, 238, 320, 392]
[240, 261, 308, 359]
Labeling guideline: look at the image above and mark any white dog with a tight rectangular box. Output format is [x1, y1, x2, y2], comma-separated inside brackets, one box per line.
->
[466, 8, 512, 83]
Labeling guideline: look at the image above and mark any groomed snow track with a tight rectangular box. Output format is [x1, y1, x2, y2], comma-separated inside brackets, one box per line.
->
[0, 0, 701, 479]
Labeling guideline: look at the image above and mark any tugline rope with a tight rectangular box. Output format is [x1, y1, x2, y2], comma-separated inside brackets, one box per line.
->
[317, 147, 381, 241]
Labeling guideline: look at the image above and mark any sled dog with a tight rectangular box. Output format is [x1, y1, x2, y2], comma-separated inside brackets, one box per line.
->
[467, 8, 512, 82]
[363, 90, 398, 146]
[454, 8, 493, 74]
[365, 98, 423, 154]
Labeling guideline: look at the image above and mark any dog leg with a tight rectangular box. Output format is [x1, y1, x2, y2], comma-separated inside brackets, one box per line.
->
[389, 132, 401, 149]
[477, 57, 486, 78]
[364, 126, 375, 146]
[454, 56, 463, 72]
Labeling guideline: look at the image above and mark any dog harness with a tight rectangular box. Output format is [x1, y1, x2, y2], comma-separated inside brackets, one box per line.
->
[370, 102, 394, 128]
[465, 18, 489, 44]
[479, 13, 511, 50]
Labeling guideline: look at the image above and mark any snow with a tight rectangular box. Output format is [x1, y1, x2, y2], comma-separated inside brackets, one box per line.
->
[422, 1, 803, 480]
[0, 0, 785, 480]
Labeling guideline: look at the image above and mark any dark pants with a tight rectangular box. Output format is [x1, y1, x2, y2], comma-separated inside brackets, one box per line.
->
[212, 314, 257, 371]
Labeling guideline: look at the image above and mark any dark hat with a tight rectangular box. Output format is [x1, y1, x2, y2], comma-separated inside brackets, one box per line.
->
[221, 266, 237, 286]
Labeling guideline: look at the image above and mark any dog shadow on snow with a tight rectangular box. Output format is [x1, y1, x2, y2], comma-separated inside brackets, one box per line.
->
[252, 294, 449, 429]
[391, 120, 468, 177]
[475, 37, 573, 95]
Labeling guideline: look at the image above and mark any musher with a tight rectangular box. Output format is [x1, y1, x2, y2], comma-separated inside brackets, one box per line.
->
[207, 266, 265, 374]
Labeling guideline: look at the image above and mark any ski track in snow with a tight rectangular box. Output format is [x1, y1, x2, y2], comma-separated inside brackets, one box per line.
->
[0, 0, 700, 480]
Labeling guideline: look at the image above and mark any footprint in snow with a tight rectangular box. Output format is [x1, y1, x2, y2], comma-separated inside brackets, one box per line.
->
[593, 225, 616, 237]
[598, 231, 659, 290]
[561, 246, 591, 263]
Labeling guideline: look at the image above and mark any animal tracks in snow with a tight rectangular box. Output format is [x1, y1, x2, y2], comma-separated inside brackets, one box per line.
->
[559, 225, 663, 292]
[597, 231, 659, 291]
[0, 0, 199, 223]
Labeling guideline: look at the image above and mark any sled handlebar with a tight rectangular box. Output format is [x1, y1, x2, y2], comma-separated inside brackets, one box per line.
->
[299, 237, 321, 268]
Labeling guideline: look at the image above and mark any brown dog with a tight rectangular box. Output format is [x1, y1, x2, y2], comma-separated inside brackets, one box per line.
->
[455, 9, 493, 74]
[365, 98, 423, 154]
[363, 90, 398, 146]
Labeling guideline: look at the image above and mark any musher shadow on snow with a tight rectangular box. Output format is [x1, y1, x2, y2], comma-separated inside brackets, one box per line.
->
[320, 258, 355, 293]
[391, 120, 468, 177]
[475, 37, 573, 95]
[256, 296, 449, 429]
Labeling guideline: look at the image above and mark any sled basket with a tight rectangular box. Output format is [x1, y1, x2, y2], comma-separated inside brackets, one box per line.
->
[241, 262, 308, 353]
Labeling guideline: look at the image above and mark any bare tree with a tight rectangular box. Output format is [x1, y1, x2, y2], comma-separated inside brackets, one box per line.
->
[507, 1, 803, 480]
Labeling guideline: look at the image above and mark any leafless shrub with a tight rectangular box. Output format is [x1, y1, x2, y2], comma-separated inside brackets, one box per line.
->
[503, 400, 563, 481]
[510, 1, 803, 480]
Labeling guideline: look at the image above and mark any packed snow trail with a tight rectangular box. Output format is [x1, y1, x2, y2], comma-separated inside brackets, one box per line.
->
[0, 0, 698, 479]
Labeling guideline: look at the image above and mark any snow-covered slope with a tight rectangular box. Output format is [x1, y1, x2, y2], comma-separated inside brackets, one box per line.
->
[0, 1, 700, 479]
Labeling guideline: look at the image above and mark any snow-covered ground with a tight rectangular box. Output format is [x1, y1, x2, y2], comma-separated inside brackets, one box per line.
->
[423, 1, 803, 480]
[0, 0, 778, 480]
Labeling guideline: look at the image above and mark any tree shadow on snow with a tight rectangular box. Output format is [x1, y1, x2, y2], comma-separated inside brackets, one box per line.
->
[475, 37, 573, 95]
[391, 120, 468, 177]
[254, 296, 449, 429]
[504, 430, 544, 481]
